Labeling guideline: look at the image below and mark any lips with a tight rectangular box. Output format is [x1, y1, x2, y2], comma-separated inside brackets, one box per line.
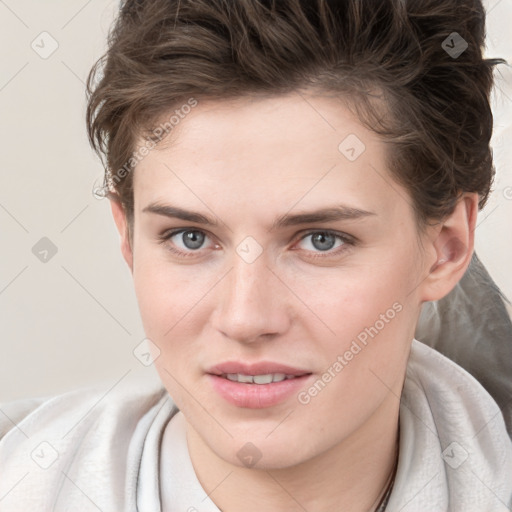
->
[206, 361, 313, 408]
[207, 361, 311, 378]
[223, 373, 292, 384]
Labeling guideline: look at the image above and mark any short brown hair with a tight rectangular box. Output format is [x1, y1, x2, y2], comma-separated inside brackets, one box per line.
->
[86, 0, 506, 241]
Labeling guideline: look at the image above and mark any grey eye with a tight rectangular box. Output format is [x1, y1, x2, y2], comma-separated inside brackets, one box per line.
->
[309, 232, 337, 251]
[176, 230, 206, 250]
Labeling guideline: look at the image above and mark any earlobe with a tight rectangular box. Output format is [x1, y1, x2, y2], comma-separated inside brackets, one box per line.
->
[419, 193, 478, 302]
[109, 197, 134, 273]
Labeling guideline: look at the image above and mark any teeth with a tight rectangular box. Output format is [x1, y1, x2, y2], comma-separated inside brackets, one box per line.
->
[223, 373, 290, 384]
[253, 374, 273, 384]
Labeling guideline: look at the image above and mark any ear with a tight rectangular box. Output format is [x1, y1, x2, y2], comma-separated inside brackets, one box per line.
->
[419, 193, 479, 302]
[109, 197, 134, 273]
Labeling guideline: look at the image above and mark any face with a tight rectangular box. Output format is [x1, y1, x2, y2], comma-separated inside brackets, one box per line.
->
[121, 92, 436, 469]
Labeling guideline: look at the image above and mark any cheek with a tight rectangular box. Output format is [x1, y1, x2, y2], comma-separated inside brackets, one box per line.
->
[131, 255, 225, 398]
[293, 258, 413, 338]
[133, 261, 175, 338]
[288, 248, 418, 393]
[294, 285, 413, 425]
[132, 253, 210, 337]
[132, 259, 208, 406]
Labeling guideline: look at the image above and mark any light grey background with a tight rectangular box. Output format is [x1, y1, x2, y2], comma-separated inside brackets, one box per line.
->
[0, 0, 511, 402]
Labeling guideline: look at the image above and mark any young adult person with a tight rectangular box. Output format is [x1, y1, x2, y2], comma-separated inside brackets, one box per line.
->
[1, 1, 511, 510]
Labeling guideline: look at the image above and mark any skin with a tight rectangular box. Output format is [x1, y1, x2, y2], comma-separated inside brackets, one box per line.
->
[110, 92, 478, 511]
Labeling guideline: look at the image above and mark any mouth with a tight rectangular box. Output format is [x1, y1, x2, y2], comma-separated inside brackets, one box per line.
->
[217, 372, 307, 384]
[206, 362, 313, 408]
[207, 361, 311, 378]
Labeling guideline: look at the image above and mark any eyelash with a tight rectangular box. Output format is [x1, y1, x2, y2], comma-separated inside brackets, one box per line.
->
[157, 228, 356, 259]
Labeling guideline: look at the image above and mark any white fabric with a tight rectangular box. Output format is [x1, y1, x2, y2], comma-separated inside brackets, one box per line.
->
[387, 340, 512, 511]
[0, 339, 511, 511]
[159, 411, 220, 512]
[416, 252, 512, 436]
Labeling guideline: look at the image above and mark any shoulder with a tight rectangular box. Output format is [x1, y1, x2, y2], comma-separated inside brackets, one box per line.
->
[405, 338, 510, 436]
[0, 394, 51, 440]
[0, 379, 176, 510]
[405, 338, 512, 458]
[0, 379, 170, 442]
[388, 339, 512, 511]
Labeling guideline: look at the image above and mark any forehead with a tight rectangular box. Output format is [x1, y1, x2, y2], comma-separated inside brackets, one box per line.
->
[132, 93, 411, 222]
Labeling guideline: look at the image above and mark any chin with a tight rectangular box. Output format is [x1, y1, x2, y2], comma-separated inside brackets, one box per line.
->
[208, 429, 315, 471]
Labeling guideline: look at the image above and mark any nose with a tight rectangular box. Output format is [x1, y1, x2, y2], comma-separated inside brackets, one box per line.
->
[212, 253, 291, 344]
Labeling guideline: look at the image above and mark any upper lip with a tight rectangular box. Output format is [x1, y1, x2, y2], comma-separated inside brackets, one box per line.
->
[207, 361, 311, 377]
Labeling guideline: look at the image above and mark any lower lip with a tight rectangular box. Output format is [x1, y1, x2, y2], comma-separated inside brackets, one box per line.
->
[207, 374, 312, 408]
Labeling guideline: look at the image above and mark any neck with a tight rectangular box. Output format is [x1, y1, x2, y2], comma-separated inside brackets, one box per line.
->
[185, 392, 400, 512]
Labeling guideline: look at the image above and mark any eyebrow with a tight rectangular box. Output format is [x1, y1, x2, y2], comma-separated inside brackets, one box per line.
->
[142, 202, 376, 230]
[143, 203, 219, 226]
[270, 205, 376, 230]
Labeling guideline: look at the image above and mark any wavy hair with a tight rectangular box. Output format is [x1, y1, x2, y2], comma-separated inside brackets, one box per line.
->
[86, 0, 506, 241]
